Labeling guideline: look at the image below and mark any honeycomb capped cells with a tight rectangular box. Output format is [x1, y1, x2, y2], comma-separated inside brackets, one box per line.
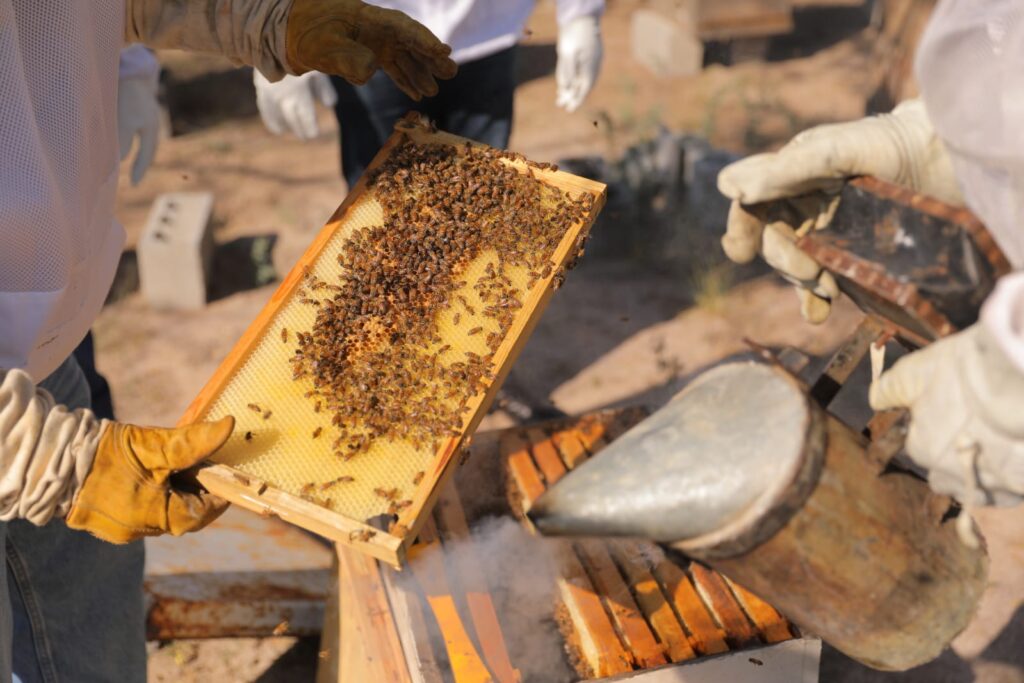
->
[288, 141, 595, 461]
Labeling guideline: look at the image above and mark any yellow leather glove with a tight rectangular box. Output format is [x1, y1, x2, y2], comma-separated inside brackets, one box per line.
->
[66, 416, 234, 544]
[286, 0, 457, 101]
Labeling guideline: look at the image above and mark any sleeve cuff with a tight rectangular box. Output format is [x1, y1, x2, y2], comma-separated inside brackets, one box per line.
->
[980, 272, 1024, 374]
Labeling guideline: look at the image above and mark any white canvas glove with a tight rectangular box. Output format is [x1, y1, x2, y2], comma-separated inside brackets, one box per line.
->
[717, 99, 962, 323]
[870, 275, 1024, 509]
[118, 49, 161, 186]
[254, 71, 338, 140]
[556, 14, 603, 113]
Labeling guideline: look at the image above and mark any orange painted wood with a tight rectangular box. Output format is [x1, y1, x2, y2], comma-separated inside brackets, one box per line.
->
[688, 563, 759, 648]
[409, 519, 494, 683]
[554, 543, 634, 677]
[501, 432, 546, 510]
[723, 576, 794, 644]
[526, 428, 568, 486]
[575, 540, 668, 669]
[610, 541, 696, 663]
[574, 415, 610, 453]
[651, 558, 729, 656]
[550, 429, 589, 470]
[435, 484, 521, 683]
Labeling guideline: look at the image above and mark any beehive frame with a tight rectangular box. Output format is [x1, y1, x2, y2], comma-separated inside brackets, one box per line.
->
[180, 115, 606, 566]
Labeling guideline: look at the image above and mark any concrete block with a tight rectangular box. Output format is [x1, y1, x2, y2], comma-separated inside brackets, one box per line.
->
[138, 192, 215, 310]
[631, 8, 704, 78]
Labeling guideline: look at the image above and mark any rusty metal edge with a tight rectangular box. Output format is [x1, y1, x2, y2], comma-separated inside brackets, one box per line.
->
[848, 176, 1012, 276]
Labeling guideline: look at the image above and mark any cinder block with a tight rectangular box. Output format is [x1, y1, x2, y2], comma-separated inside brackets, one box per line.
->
[138, 192, 215, 310]
[631, 8, 704, 78]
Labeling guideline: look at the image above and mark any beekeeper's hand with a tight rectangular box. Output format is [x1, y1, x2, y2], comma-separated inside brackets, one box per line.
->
[118, 45, 161, 186]
[870, 274, 1024, 507]
[0, 369, 232, 543]
[254, 71, 337, 140]
[556, 14, 603, 112]
[287, 0, 457, 101]
[717, 99, 962, 323]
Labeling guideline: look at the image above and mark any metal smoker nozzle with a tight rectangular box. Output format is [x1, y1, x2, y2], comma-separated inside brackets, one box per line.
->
[529, 363, 806, 545]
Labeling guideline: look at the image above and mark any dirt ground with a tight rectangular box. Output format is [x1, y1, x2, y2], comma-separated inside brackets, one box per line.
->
[87, 1, 1023, 681]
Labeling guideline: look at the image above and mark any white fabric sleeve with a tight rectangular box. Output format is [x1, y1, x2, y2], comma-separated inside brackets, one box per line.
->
[119, 44, 161, 81]
[980, 272, 1024, 375]
[0, 370, 105, 525]
[124, 0, 295, 81]
[556, 0, 605, 27]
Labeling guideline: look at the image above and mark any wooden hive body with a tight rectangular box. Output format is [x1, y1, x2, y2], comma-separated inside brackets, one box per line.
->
[319, 411, 801, 682]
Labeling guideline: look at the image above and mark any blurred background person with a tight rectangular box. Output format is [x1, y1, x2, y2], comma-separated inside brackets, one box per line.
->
[254, 0, 605, 189]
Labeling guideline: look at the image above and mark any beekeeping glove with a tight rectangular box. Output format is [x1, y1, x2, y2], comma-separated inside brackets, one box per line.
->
[556, 14, 603, 112]
[869, 273, 1024, 508]
[0, 369, 232, 544]
[118, 45, 161, 186]
[125, 0, 456, 99]
[285, 0, 456, 100]
[255, 71, 337, 140]
[717, 99, 962, 323]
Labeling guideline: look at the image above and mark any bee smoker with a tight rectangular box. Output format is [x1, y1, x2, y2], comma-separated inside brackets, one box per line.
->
[529, 177, 1010, 671]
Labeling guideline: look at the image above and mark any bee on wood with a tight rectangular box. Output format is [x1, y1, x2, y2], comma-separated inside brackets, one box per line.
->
[244, 431, 253, 441]
[349, 529, 376, 543]
[272, 621, 290, 636]
[300, 483, 316, 496]
[247, 403, 262, 413]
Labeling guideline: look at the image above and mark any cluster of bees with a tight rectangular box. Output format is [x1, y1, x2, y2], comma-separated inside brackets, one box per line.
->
[279, 139, 592, 521]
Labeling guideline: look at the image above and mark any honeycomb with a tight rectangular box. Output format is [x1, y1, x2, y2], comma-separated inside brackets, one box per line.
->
[191, 131, 602, 528]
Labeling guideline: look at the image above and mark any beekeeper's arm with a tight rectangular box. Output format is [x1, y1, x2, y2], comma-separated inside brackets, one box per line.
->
[716, 99, 961, 323]
[555, 0, 604, 112]
[125, 0, 457, 98]
[870, 277, 1024, 507]
[714, 0, 1024, 509]
[0, 369, 233, 543]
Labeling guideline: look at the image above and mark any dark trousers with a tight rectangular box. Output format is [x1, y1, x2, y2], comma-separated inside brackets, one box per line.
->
[71, 331, 115, 420]
[331, 47, 516, 189]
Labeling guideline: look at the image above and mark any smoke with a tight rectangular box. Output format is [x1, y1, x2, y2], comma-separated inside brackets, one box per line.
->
[445, 515, 577, 682]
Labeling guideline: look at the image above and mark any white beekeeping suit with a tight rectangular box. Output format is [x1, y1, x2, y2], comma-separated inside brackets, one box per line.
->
[868, 0, 1024, 513]
[716, 0, 1024, 512]
[0, 0, 295, 383]
[0, 0, 454, 534]
[0, 2, 125, 383]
